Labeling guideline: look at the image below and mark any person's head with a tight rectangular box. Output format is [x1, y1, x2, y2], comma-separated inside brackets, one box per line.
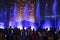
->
[29, 26, 31, 29]
[23, 27, 24, 29]
[46, 28, 48, 31]
[33, 29, 35, 33]
[10, 26, 12, 28]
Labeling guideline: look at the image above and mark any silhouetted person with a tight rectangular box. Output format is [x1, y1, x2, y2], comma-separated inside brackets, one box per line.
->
[21, 27, 26, 40]
[27, 27, 32, 40]
[35, 26, 42, 40]
[32, 29, 36, 40]
[8, 26, 12, 40]
[13, 27, 20, 40]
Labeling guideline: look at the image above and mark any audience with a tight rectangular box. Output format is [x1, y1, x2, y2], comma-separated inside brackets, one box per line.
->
[0, 26, 60, 40]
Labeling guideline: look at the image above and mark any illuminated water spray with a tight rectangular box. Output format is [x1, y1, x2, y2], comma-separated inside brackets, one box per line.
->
[44, 3, 48, 16]
[52, 0, 57, 28]
[13, 3, 16, 22]
[36, 0, 40, 26]
[24, 3, 28, 21]
[43, 19, 51, 30]
[22, 3, 28, 28]
[43, 3, 51, 30]
[9, 3, 17, 28]
[52, 0, 57, 16]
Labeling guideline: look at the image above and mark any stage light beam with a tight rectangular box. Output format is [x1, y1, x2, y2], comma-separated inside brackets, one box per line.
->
[36, 0, 40, 26]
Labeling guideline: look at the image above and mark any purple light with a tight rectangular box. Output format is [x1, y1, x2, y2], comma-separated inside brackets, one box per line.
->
[44, 3, 51, 30]
[30, 22, 36, 31]
[23, 3, 29, 27]
[13, 3, 16, 21]
[24, 27, 27, 30]
[46, 3, 48, 7]
[52, 0, 57, 16]
[52, 0, 57, 28]
[43, 19, 51, 30]
[24, 3, 28, 21]
[57, 19, 60, 29]
[0, 22, 4, 29]
[9, 3, 17, 28]
[44, 3, 48, 16]
[36, 0, 40, 26]
[17, 24, 23, 30]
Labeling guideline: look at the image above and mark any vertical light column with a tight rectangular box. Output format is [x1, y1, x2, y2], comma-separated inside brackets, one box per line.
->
[43, 19, 51, 30]
[43, 3, 51, 29]
[52, 0, 57, 28]
[22, 2, 29, 27]
[52, 0, 57, 16]
[44, 3, 48, 16]
[36, 0, 40, 27]
[44, 3, 51, 30]
[24, 3, 28, 21]
[9, 3, 17, 28]
[13, 3, 16, 22]
[28, 0, 35, 30]
[28, 4, 35, 23]
[16, 3, 24, 29]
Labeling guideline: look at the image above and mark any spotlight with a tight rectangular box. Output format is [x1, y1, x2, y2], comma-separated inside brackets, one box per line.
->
[31, 26, 36, 31]
[44, 27, 50, 31]
[31, 27, 34, 31]
[0, 23, 4, 29]
[24, 27, 27, 30]
[17, 26, 23, 30]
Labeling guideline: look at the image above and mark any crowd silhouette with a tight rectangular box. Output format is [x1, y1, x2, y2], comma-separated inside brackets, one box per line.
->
[0, 26, 60, 40]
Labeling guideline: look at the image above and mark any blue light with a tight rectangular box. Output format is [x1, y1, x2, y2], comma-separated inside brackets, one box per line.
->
[23, 3, 28, 27]
[9, 3, 17, 28]
[36, 0, 40, 27]
[52, 0, 57, 16]
[44, 3, 48, 16]
[57, 19, 60, 29]
[13, 3, 16, 21]
[43, 19, 51, 30]
[43, 3, 51, 29]
[52, 0, 57, 28]
[30, 22, 36, 31]
[17, 22, 23, 30]
[0, 0, 58, 30]
[0, 22, 4, 29]
[24, 3, 28, 21]
[0, 10, 2, 17]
